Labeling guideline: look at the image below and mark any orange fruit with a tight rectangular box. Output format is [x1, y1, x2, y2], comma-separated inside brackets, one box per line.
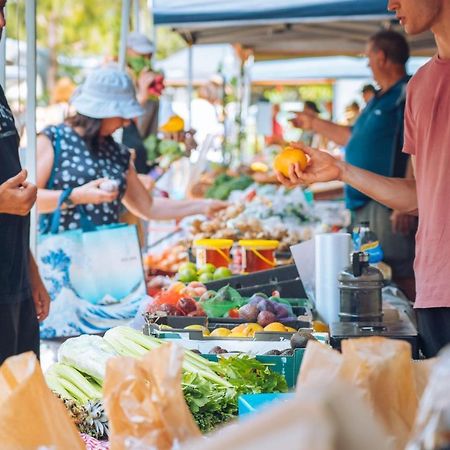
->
[273, 146, 308, 177]
[312, 320, 329, 333]
[242, 323, 264, 337]
[264, 322, 288, 332]
[210, 327, 231, 337]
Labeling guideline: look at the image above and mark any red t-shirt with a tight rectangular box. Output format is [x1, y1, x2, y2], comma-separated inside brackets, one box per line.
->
[403, 55, 450, 308]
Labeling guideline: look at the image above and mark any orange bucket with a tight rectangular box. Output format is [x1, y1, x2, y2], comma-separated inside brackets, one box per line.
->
[239, 240, 279, 272]
[193, 239, 234, 268]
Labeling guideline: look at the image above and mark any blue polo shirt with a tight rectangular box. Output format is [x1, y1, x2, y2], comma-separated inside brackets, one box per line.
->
[345, 76, 410, 210]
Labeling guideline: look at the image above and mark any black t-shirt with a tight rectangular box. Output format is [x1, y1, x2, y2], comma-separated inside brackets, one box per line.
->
[122, 122, 150, 174]
[0, 86, 31, 303]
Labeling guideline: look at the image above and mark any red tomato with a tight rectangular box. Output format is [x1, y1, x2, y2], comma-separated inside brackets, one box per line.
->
[228, 308, 240, 318]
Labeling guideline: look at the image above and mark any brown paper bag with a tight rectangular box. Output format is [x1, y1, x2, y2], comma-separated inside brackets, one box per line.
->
[103, 342, 201, 450]
[182, 380, 392, 450]
[0, 352, 85, 450]
[297, 337, 431, 450]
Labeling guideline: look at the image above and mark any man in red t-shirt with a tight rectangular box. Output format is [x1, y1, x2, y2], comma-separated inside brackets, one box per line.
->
[276, 0, 450, 358]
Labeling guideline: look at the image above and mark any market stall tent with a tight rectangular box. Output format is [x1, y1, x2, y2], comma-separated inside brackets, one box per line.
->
[251, 55, 430, 84]
[157, 44, 430, 85]
[156, 44, 238, 86]
[153, 0, 436, 58]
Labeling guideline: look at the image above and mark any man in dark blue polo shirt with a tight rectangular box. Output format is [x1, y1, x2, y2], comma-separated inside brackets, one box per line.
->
[292, 30, 416, 300]
[0, 0, 50, 363]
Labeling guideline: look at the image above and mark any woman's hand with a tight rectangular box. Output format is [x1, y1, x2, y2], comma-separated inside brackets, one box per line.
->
[71, 178, 119, 205]
[276, 142, 344, 187]
[201, 199, 229, 218]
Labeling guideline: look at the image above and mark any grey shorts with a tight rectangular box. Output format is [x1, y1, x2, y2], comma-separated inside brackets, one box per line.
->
[351, 201, 416, 279]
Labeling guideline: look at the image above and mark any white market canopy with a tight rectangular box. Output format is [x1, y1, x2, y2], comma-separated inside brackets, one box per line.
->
[251, 55, 431, 83]
[153, 0, 436, 58]
[158, 43, 430, 85]
[156, 44, 238, 85]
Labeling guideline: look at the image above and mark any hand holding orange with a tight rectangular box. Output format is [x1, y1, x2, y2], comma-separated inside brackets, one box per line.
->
[273, 145, 308, 177]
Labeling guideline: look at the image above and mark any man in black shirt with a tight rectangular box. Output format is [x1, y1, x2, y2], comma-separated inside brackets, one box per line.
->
[0, 0, 50, 363]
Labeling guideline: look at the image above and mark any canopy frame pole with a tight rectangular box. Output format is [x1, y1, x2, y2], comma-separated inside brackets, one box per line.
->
[148, 0, 157, 60]
[134, 0, 140, 32]
[0, 21, 6, 87]
[119, 0, 131, 71]
[242, 52, 254, 163]
[25, 0, 37, 255]
[187, 39, 194, 130]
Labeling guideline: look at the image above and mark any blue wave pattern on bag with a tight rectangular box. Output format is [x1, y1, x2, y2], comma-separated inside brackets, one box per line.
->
[38, 224, 147, 338]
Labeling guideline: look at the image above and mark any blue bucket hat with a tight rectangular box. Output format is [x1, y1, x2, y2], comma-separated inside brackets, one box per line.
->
[71, 66, 144, 119]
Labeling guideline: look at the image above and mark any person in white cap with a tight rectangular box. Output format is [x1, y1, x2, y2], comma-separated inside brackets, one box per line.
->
[36, 67, 227, 234]
[126, 31, 160, 140]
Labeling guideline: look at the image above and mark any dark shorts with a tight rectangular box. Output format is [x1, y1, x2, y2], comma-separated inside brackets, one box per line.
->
[0, 297, 40, 364]
[416, 307, 450, 358]
[351, 200, 416, 278]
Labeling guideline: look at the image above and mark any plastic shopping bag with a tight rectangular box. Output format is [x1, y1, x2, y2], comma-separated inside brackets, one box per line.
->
[182, 380, 391, 450]
[297, 337, 434, 450]
[407, 346, 450, 450]
[0, 352, 85, 450]
[103, 342, 201, 450]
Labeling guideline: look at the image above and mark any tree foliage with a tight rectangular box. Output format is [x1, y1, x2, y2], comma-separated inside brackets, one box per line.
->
[5, 0, 185, 84]
[7, 0, 122, 57]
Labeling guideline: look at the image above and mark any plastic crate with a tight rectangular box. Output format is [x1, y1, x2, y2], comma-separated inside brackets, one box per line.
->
[203, 349, 305, 388]
[238, 393, 295, 416]
[204, 264, 307, 299]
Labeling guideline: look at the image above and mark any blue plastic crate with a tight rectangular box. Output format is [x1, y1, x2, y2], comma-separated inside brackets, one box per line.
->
[238, 393, 295, 416]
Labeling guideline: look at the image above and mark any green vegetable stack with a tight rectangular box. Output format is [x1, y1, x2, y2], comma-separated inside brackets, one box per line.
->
[143, 134, 185, 168]
[45, 327, 288, 433]
[205, 174, 253, 200]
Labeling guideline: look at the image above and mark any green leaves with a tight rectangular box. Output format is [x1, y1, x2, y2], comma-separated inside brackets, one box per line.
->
[182, 372, 237, 433]
[205, 175, 253, 200]
[127, 55, 153, 76]
[143, 136, 184, 167]
[183, 355, 288, 433]
[215, 355, 288, 396]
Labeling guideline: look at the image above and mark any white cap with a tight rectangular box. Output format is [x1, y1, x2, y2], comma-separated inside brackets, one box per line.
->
[126, 31, 155, 54]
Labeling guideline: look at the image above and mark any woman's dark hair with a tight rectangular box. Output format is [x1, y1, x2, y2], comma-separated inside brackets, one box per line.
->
[65, 113, 102, 149]
[369, 30, 410, 66]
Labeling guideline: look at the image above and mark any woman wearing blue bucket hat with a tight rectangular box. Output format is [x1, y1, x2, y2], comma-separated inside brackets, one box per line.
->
[36, 66, 227, 232]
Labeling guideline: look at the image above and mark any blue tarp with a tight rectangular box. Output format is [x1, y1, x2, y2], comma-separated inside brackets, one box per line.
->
[153, 0, 393, 26]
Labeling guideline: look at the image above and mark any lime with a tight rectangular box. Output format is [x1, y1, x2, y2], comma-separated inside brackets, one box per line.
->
[213, 267, 233, 280]
[178, 262, 197, 272]
[177, 268, 198, 283]
[198, 263, 216, 274]
[198, 272, 215, 283]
